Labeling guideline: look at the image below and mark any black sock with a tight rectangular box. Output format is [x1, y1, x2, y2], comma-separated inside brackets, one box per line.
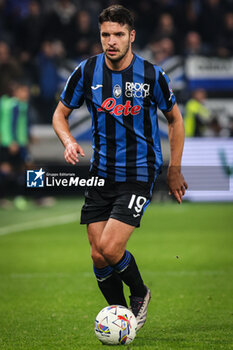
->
[113, 250, 147, 298]
[93, 265, 127, 307]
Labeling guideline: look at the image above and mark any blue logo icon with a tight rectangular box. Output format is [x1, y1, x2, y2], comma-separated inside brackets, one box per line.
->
[27, 168, 45, 188]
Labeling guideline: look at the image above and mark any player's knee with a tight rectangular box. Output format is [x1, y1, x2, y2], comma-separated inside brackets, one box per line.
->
[91, 249, 106, 267]
[99, 242, 118, 265]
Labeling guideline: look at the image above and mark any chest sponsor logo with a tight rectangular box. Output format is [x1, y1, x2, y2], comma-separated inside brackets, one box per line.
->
[97, 98, 141, 116]
[125, 82, 150, 98]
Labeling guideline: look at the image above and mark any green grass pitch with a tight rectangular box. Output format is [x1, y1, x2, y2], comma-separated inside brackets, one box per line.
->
[0, 199, 233, 349]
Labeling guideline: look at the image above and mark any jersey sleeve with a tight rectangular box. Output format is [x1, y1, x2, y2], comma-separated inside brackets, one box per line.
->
[60, 63, 84, 109]
[153, 66, 176, 112]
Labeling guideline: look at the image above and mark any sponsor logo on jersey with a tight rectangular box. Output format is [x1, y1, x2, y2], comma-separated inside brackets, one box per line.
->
[113, 84, 122, 98]
[125, 82, 150, 98]
[91, 84, 103, 90]
[97, 98, 141, 116]
[168, 82, 174, 101]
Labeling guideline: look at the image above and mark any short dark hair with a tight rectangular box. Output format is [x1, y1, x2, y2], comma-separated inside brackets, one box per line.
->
[99, 5, 134, 31]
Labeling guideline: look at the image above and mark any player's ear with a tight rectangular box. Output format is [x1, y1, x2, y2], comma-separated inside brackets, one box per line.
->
[130, 30, 136, 43]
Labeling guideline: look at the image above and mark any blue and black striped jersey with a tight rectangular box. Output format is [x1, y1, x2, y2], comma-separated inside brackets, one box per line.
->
[60, 53, 176, 183]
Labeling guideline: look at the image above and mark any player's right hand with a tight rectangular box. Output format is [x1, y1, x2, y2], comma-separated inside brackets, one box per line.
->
[64, 142, 85, 165]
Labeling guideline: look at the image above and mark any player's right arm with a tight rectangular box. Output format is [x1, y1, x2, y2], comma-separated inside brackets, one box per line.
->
[52, 101, 85, 165]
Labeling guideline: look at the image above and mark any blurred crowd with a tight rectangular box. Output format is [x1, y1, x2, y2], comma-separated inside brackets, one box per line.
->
[0, 0, 233, 123]
[0, 0, 232, 124]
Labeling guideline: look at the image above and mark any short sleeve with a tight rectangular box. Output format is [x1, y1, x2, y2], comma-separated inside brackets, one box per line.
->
[153, 67, 176, 112]
[60, 63, 84, 109]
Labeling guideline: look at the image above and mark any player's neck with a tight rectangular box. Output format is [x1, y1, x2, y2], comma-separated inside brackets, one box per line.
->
[105, 51, 134, 71]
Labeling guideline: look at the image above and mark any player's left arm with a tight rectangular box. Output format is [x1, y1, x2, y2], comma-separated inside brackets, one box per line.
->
[164, 103, 188, 204]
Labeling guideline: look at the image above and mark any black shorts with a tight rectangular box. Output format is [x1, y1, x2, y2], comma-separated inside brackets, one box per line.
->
[80, 179, 155, 228]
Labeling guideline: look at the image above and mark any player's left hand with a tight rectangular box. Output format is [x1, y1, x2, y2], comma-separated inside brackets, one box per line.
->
[167, 166, 188, 204]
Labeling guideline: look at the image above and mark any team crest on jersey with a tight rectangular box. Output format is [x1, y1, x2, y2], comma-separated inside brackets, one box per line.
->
[113, 84, 122, 98]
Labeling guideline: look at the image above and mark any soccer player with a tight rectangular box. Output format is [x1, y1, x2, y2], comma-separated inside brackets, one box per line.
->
[0, 82, 30, 202]
[52, 5, 187, 330]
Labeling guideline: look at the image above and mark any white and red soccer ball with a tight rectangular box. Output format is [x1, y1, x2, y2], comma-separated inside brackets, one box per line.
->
[94, 305, 137, 345]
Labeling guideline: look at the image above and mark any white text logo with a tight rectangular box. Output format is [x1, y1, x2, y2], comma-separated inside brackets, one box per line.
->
[125, 82, 150, 98]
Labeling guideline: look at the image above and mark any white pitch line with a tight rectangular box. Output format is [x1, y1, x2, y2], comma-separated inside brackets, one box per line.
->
[0, 270, 226, 280]
[0, 213, 78, 236]
[6, 272, 93, 279]
[144, 270, 227, 276]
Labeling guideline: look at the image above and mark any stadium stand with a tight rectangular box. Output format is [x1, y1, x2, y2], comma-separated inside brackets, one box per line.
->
[0, 0, 233, 200]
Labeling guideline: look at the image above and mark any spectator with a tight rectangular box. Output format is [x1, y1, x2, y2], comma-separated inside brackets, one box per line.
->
[154, 13, 175, 39]
[133, 0, 154, 48]
[3, 0, 30, 34]
[4, 0, 30, 19]
[149, 37, 175, 64]
[154, 13, 177, 39]
[90, 42, 102, 56]
[217, 12, 233, 57]
[16, 0, 45, 59]
[151, 13, 180, 52]
[0, 41, 22, 96]
[0, 0, 232, 128]
[0, 82, 30, 163]
[0, 82, 31, 201]
[68, 10, 97, 59]
[224, 0, 233, 11]
[0, 0, 8, 42]
[154, 0, 177, 14]
[181, 0, 201, 33]
[184, 31, 207, 56]
[200, 0, 223, 51]
[45, 0, 76, 45]
[35, 40, 63, 123]
[184, 89, 212, 137]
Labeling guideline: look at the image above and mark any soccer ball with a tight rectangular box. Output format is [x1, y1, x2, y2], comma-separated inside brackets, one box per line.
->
[94, 305, 137, 345]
